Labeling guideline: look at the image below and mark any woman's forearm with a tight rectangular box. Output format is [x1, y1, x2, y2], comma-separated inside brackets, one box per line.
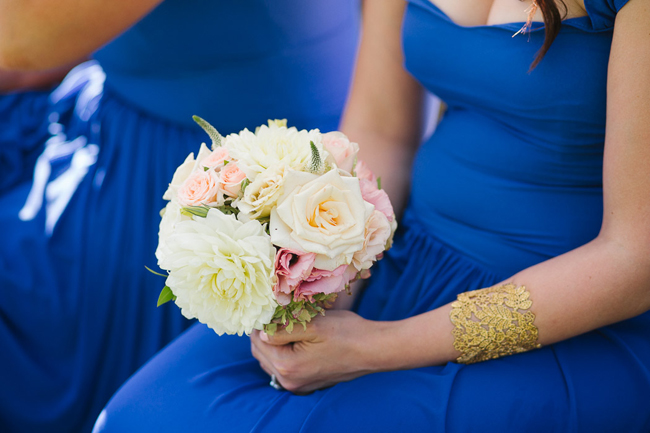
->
[364, 235, 650, 371]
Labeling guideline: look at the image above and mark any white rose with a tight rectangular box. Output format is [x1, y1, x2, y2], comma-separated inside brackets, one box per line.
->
[224, 123, 329, 181]
[270, 169, 374, 271]
[352, 210, 392, 271]
[162, 143, 212, 201]
[238, 163, 289, 219]
[159, 209, 278, 336]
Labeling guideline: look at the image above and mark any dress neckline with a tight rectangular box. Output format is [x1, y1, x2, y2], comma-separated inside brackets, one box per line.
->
[408, 0, 600, 33]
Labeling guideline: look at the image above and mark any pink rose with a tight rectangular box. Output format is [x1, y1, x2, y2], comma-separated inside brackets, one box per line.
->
[293, 264, 358, 303]
[322, 131, 359, 173]
[201, 147, 230, 169]
[359, 178, 395, 222]
[353, 210, 392, 271]
[177, 170, 220, 206]
[219, 162, 247, 197]
[273, 248, 316, 306]
[354, 160, 377, 183]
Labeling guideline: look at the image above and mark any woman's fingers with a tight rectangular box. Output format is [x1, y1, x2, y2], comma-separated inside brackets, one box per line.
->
[252, 331, 312, 392]
[259, 325, 313, 346]
[251, 341, 275, 378]
[251, 331, 293, 374]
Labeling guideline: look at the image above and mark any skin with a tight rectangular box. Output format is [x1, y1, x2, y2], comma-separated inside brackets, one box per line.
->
[0, 0, 162, 70]
[2, 0, 646, 396]
[0, 61, 85, 92]
[251, 0, 650, 394]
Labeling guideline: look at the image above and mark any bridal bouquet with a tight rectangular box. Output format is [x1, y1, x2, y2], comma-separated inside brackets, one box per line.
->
[153, 117, 396, 336]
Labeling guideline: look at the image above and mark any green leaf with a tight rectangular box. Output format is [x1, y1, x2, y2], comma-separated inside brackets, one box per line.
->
[215, 204, 239, 216]
[240, 178, 250, 194]
[145, 266, 168, 278]
[309, 141, 323, 173]
[157, 286, 177, 307]
[192, 115, 223, 148]
[181, 206, 210, 218]
[298, 308, 312, 323]
[272, 305, 284, 319]
[263, 323, 278, 336]
[377, 177, 382, 190]
[203, 166, 209, 171]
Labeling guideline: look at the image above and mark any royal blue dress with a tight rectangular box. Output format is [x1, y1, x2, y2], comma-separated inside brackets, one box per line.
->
[0, 1, 359, 432]
[93, 0, 650, 431]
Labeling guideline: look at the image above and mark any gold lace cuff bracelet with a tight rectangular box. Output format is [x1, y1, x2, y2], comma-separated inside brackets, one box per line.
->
[450, 284, 541, 364]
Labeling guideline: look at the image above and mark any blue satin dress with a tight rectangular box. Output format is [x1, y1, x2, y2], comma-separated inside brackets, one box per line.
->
[0, 1, 359, 432]
[94, 0, 650, 431]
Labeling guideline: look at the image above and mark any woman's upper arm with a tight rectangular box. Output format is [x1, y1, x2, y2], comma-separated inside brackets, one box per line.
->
[600, 0, 650, 254]
[341, 0, 425, 145]
[0, 0, 162, 70]
[340, 0, 426, 212]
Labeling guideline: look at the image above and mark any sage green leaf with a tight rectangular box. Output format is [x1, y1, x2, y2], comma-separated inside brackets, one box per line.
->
[298, 308, 312, 322]
[192, 115, 223, 148]
[264, 323, 278, 336]
[309, 141, 323, 173]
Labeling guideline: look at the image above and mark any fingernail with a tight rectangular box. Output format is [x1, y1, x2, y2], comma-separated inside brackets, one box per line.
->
[260, 332, 269, 342]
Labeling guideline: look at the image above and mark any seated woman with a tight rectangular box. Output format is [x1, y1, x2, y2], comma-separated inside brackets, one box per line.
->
[0, 1, 360, 431]
[94, 0, 650, 431]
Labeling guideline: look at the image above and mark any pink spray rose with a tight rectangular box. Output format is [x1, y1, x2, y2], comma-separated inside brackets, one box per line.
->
[201, 147, 230, 169]
[322, 131, 359, 174]
[177, 169, 221, 207]
[219, 162, 247, 197]
[274, 248, 316, 306]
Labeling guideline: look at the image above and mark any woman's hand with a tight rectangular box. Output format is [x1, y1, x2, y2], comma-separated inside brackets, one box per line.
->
[250, 310, 380, 394]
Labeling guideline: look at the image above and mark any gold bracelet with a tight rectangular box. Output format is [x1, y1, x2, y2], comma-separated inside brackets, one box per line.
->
[449, 283, 541, 364]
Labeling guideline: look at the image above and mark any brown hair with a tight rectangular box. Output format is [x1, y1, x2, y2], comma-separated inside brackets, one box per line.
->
[528, 0, 566, 69]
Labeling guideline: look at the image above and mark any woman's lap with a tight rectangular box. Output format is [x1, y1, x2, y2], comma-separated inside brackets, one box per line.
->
[95, 315, 650, 433]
